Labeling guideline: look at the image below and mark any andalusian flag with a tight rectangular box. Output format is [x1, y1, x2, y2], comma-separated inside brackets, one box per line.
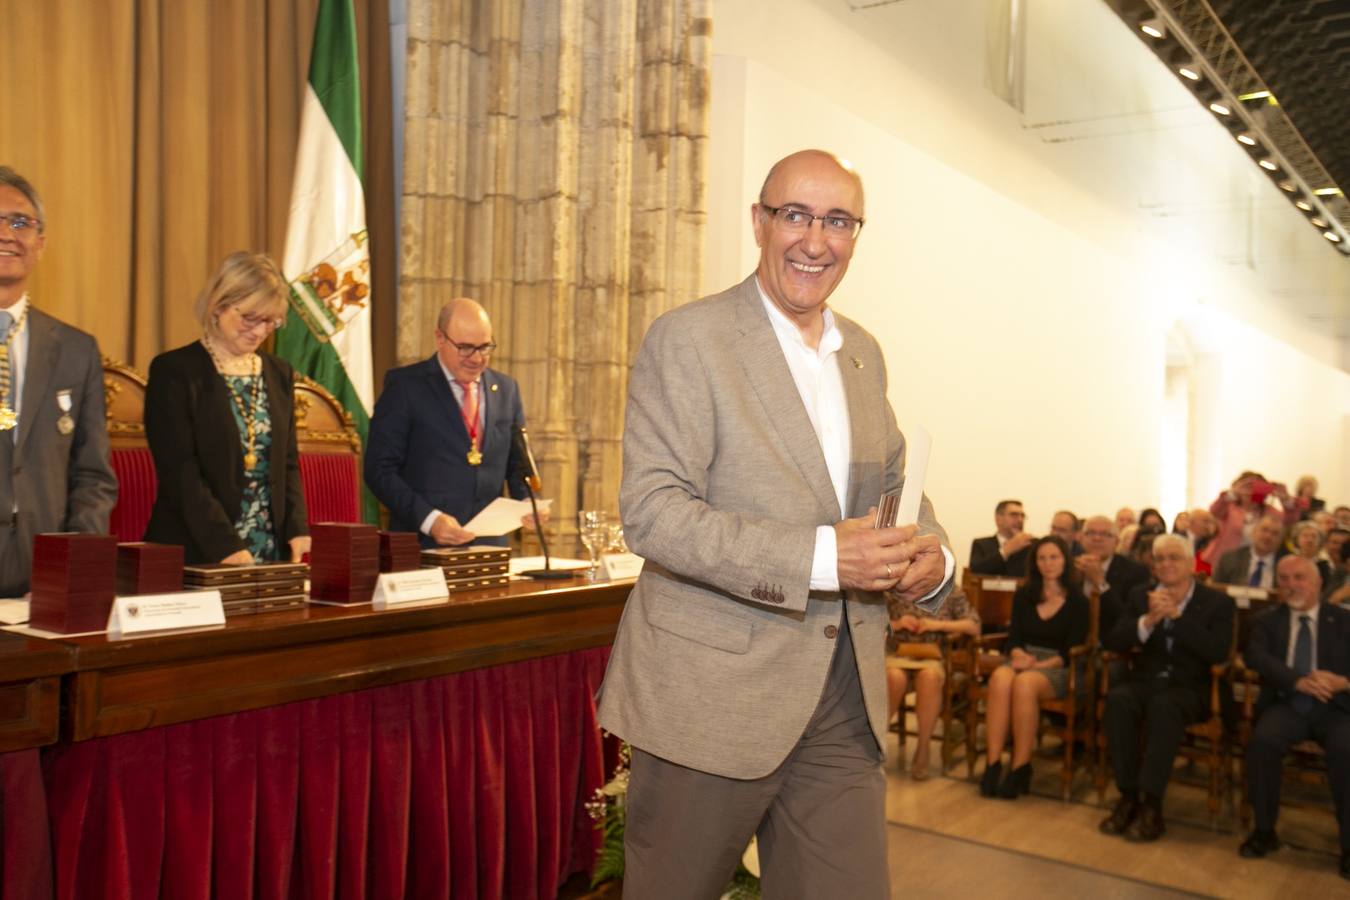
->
[275, 0, 376, 520]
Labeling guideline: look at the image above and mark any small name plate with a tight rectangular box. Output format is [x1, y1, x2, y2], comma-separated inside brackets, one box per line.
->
[601, 553, 644, 581]
[1224, 585, 1270, 608]
[107, 591, 225, 636]
[981, 577, 1018, 592]
[373, 569, 450, 610]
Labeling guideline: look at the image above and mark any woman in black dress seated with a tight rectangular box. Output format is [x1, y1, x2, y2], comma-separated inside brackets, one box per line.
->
[979, 535, 1089, 799]
[143, 252, 310, 564]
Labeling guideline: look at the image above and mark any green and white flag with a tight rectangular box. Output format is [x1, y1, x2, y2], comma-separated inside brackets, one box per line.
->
[275, 0, 375, 520]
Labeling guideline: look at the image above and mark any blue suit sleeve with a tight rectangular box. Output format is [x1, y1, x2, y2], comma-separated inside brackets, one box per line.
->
[364, 371, 436, 528]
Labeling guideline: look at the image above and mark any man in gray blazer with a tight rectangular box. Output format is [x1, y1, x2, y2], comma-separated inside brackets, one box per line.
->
[1213, 513, 1284, 588]
[598, 150, 954, 899]
[0, 167, 116, 597]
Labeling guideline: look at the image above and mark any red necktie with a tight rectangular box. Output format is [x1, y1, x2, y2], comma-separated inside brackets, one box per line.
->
[457, 380, 481, 462]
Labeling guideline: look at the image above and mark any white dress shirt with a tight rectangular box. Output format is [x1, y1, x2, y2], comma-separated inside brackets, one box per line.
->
[755, 279, 953, 596]
[1137, 580, 1196, 644]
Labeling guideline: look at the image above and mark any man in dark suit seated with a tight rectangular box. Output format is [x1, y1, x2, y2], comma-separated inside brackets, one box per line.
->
[364, 298, 538, 548]
[0, 167, 117, 597]
[1075, 515, 1150, 641]
[1213, 513, 1285, 589]
[1100, 534, 1236, 842]
[1240, 555, 1350, 879]
[969, 499, 1034, 576]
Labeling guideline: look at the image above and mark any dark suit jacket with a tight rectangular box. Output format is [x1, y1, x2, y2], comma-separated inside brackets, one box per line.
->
[364, 358, 526, 548]
[969, 535, 1030, 576]
[0, 309, 117, 595]
[1245, 602, 1350, 717]
[1096, 554, 1151, 641]
[1214, 544, 1286, 586]
[1105, 580, 1235, 692]
[143, 342, 308, 564]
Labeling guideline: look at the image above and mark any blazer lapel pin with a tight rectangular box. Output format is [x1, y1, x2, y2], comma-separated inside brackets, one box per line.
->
[851, 357, 863, 369]
[56, 389, 75, 435]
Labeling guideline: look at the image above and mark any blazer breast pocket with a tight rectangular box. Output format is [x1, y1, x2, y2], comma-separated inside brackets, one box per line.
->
[647, 595, 753, 655]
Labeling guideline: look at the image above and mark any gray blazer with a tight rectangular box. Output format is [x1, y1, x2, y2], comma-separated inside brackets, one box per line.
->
[0, 308, 117, 595]
[597, 276, 952, 779]
[1214, 545, 1282, 587]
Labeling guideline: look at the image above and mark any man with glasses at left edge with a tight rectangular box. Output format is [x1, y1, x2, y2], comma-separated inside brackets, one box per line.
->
[365, 297, 536, 547]
[0, 166, 117, 598]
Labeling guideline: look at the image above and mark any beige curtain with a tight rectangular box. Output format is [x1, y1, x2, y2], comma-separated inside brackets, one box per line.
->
[401, 0, 711, 548]
[0, 0, 396, 376]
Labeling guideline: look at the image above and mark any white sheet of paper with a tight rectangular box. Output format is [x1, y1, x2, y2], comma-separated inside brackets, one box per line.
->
[895, 425, 932, 526]
[0, 598, 30, 625]
[463, 497, 553, 537]
[508, 555, 590, 576]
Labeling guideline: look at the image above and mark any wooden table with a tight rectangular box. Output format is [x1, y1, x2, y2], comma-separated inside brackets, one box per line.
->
[0, 632, 72, 752]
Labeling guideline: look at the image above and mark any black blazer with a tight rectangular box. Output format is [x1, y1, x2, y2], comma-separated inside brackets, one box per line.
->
[1105, 580, 1235, 692]
[1096, 554, 1151, 641]
[143, 342, 308, 564]
[1245, 602, 1350, 717]
[969, 535, 1030, 576]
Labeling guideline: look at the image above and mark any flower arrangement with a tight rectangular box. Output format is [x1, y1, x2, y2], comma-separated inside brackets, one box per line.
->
[587, 740, 762, 898]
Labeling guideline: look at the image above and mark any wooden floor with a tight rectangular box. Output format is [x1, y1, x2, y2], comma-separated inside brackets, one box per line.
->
[564, 730, 1343, 898]
[885, 732, 1344, 898]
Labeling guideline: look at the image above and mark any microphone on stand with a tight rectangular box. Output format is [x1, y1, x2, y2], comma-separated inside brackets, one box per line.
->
[515, 426, 571, 580]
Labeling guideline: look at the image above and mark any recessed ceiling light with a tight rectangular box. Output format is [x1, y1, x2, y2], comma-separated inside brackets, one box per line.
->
[1258, 159, 1278, 171]
[1295, 200, 1312, 211]
[1237, 134, 1257, 146]
[1141, 22, 1165, 38]
[1312, 218, 1328, 227]
[1209, 102, 1231, 115]
[1324, 232, 1342, 243]
[1178, 66, 1201, 81]
[1313, 188, 1343, 197]
[1279, 182, 1295, 192]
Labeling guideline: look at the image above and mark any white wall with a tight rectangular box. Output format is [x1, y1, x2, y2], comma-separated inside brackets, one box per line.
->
[703, 0, 1350, 564]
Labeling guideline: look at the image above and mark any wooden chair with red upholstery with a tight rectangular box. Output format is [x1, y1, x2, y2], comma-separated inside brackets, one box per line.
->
[960, 569, 1024, 779]
[103, 358, 157, 543]
[293, 375, 362, 526]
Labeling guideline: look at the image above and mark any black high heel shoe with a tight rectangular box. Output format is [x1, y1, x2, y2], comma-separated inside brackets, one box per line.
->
[979, 760, 1003, 797]
[997, 763, 1032, 799]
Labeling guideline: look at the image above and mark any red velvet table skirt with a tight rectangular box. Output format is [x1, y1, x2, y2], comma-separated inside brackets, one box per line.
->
[26, 646, 612, 900]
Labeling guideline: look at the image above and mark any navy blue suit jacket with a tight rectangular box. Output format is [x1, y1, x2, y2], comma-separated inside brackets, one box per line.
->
[364, 357, 527, 547]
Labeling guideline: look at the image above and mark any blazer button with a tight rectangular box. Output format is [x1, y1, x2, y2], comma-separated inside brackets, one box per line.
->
[824, 624, 838, 639]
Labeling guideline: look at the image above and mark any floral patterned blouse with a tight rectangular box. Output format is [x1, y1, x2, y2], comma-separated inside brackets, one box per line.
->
[223, 373, 278, 562]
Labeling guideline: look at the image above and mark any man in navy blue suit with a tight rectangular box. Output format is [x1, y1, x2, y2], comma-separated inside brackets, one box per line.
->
[365, 298, 535, 547]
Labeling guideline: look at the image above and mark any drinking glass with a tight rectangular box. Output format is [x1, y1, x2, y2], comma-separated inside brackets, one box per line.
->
[578, 510, 609, 580]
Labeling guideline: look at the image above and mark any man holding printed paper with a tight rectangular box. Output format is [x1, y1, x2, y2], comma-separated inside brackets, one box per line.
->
[598, 150, 953, 898]
[364, 298, 543, 547]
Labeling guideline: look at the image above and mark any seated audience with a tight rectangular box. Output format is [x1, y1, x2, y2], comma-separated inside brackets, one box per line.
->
[1292, 474, 1325, 520]
[1328, 537, 1350, 606]
[1337, 506, 1350, 531]
[1289, 520, 1334, 588]
[1076, 516, 1150, 640]
[1116, 507, 1137, 531]
[1239, 555, 1350, 881]
[887, 587, 980, 780]
[979, 536, 1089, 799]
[144, 252, 310, 564]
[1101, 534, 1235, 842]
[1312, 510, 1336, 536]
[1213, 514, 1284, 589]
[1137, 507, 1166, 536]
[1171, 511, 1189, 535]
[970, 499, 1035, 576]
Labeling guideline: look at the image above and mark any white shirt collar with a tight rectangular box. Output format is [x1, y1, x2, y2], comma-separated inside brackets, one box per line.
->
[435, 355, 481, 387]
[755, 277, 843, 359]
[0, 294, 29, 330]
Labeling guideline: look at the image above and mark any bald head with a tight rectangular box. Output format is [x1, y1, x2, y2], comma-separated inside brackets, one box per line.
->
[758, 150, 864, 208]
[436, 297, 490, 335]
[434, 297, 495, 382]
[1080, 515, 1117, 559]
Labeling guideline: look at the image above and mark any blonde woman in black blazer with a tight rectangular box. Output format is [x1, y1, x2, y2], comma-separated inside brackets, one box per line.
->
[143, 252, 309, 565]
